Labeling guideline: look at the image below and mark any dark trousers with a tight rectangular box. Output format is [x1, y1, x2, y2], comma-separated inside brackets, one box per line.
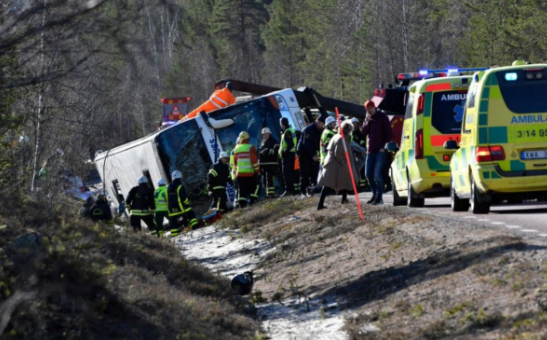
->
[317, 187, 348, 207]
[130, 214, 155, 232]
[299, 152, 319, 195]
[210, 189, 228, 212]
[154, 211, 168, 235]
[365, 151, 387, 200]
[281, 152, 296, 193]
[261, 166, 277, 197]
[168, 209, 198, 236]
[237, 176, 259, 208]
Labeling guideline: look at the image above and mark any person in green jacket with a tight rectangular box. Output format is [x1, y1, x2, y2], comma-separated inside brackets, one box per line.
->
[154, 178, 169, 236]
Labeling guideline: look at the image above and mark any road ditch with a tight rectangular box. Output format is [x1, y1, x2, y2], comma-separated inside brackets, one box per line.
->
[176, 196, 547, 339]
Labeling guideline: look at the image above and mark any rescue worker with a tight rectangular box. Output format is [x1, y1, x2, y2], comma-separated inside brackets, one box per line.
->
[297, 115, 325, 196]
[78, 196, 95, 219]
[125, 176, 156, 232]
[153, 178, 169, 237]
[185, 82, 236, 119]
[229, 138, 240, 206]
[208, 151, 233, 213]
[320, 117, 337, 165]
[89, 194, 113, 223]
[167, 170, 199, 237]
[361, 100, 393, 205]
[233, 131, 260, 208]
[351, 117, 368, 191]
[259, 127, 279, 198]
[279, 117, 297, 197]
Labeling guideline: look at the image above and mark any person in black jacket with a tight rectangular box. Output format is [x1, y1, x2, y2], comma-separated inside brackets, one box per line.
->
[297, 115, 325, 196]
[90, 194, 113, 223]
[167, 170, 199, 237]
[259, 127, 279, 198]
[126, 176, 156, 232]
[208, 151, 233, 213]
[78, 196, 95, 219]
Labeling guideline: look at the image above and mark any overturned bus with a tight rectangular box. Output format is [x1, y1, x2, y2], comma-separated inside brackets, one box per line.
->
[94, 82, 368, 212]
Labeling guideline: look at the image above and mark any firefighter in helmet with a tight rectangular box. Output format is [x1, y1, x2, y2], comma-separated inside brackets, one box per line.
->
[126, 176, 156, 233]
[167, 170, 199, 237]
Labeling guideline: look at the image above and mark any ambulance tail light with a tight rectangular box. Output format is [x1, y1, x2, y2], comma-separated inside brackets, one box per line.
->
[415, 129, 424, 159]
[490, 145, 506, 161]
[417, 95, 425, 115]
[476, 146, 505, 162]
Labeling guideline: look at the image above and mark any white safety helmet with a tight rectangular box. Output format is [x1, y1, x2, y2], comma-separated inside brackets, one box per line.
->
[158, 178, 166, 186]
[351, 117, 360, 123]
[262, 127, 272, 135]
[172, 170, 182, 180]
[138, 176, 148, 185]
[219, 151, 229, 159]
[325, 116, 337, 126]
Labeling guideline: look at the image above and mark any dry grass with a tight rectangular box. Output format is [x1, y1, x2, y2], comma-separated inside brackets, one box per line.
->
[218, 195, 547, 339]
[0, 189, 259, 340]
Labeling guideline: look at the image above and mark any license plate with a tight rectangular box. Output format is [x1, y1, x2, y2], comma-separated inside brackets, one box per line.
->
[521, 150, 547, 160]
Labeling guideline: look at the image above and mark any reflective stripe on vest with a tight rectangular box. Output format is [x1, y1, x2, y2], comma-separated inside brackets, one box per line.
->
[320, 129, 336, 164]
[234, 144, 255, 175]
[131, 209, 152, 216]
[167, 185, 190, 217]
[280, 127, 297, 156]
[211, 94, 228, 107]
[154, 186, 168, 212]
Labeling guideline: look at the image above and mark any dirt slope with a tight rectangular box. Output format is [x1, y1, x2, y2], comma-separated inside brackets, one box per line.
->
[219, 196, 547, 339]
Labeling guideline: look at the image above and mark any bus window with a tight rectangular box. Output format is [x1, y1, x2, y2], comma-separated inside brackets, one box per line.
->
[213, 97, 283, 153]
[155, 119, 212, 195]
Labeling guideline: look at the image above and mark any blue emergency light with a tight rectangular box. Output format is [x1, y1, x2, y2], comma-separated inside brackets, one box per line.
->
[424, 67, 489, 73]
[398, 67, 489, 82]
[505, 72, 518, 81]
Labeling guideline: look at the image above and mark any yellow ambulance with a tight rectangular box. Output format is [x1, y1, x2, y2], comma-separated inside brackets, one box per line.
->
[448, 62, 547, 214]
[391, 69, 486, 207]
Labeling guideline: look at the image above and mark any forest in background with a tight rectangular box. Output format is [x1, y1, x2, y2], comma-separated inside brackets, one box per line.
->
[1, 0, 547, 194]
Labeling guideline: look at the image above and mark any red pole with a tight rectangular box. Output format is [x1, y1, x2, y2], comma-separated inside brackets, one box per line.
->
[335, 108, 364, 221]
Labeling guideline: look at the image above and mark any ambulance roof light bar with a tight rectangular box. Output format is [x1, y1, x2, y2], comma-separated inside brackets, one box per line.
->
[423, 67, 489, 73]
[397, 67, 489, 82]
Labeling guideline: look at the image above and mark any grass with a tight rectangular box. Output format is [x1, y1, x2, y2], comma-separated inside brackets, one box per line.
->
[0, 189, 259, 340]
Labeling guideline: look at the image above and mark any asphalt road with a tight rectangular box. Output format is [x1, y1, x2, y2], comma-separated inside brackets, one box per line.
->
[357, 191, 547, 236]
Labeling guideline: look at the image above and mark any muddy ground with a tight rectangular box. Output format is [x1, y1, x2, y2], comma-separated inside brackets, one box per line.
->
[217, 196, 547, 339]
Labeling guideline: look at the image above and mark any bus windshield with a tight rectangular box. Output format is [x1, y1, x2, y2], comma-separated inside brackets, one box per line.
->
[212, 97, 283, 154]
[155, 119, 211, 194]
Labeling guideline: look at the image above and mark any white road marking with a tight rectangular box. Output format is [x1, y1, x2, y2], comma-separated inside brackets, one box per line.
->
[539, 234, 547, 237]
[477, 219, 490, 222]
[521, 229, 538, 233]
[490, 222, 504, 225]
[506, 225, 521, 229]
[464, 216, 477, 219]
